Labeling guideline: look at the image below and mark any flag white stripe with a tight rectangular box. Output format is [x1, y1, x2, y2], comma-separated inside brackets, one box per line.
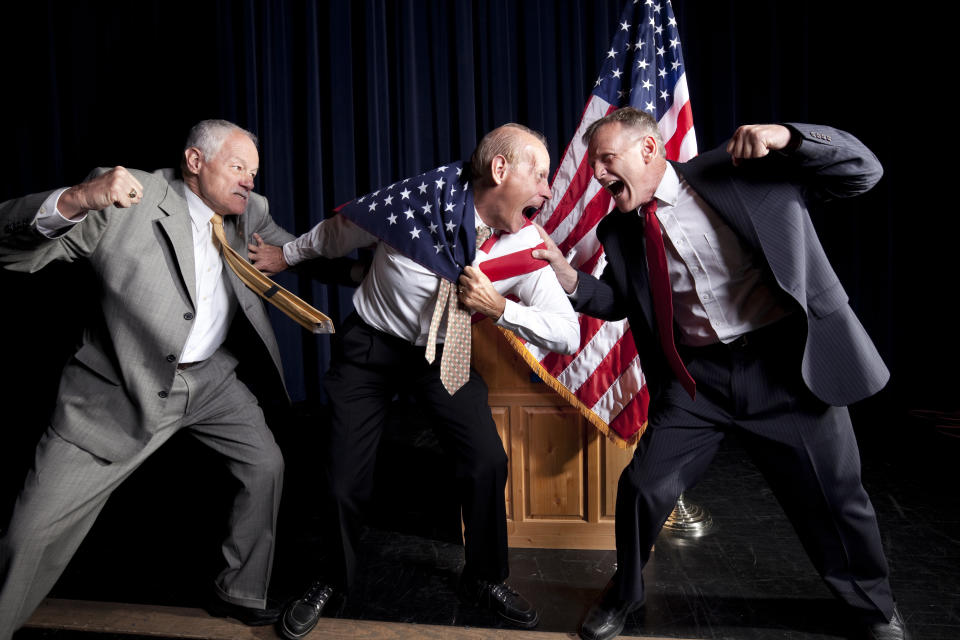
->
[556, 317, 629, 393]
[591, 356, 646, 423]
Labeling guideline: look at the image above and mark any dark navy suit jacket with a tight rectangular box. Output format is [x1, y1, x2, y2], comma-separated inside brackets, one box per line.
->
[574, 124, 888, 408]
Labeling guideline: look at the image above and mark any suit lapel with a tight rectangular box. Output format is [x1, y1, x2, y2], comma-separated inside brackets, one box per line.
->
[225, 213, 247, 255]
[156, 180, 197, 308]
[603, 209, 656, 331]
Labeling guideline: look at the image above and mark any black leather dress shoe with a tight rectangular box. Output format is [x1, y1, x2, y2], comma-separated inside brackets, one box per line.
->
[280, 580, 336, 639]
[457, 576, 539, 628]
[204, 595, 281, 626]
[578, 580, 644, 640]
[862, 605, 911, 640]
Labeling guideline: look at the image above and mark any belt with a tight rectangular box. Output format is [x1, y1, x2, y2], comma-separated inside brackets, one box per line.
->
[679, 314, 801, 357]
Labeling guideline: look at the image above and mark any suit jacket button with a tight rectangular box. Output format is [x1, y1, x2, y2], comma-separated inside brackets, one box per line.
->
[183, 312, 194, 320]
[166, 354, 176, 362]
[158, 390, 169, 398]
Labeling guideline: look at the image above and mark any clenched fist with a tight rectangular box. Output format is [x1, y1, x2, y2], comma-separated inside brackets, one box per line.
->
[58, 166, 144, 218]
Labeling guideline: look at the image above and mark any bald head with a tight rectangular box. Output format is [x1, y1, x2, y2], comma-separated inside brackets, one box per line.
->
[470, 123, 552, 233]
[470, 123, 548, 186]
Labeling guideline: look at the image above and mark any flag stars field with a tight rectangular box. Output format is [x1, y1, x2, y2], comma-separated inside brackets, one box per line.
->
[333, 163, 478, 282]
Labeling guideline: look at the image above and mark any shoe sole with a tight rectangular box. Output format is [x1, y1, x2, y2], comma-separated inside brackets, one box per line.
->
[204, 603, 279, 626]
[280, 615, 319, 640]
[578, 601, 642, 640]
[499, 609, 540, 629]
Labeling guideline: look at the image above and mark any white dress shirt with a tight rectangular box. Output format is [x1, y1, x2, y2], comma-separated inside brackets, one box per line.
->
[651, 164, 792, 346]
[283, 213, 579, 355]
[178, 189, 236, 362]
[36, 187, 235, 363]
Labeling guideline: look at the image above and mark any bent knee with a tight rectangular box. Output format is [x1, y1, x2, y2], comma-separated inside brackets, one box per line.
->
[248, 443, 285, 482]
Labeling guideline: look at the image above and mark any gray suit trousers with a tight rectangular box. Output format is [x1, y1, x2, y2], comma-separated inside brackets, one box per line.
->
[0, 349, 283, 639]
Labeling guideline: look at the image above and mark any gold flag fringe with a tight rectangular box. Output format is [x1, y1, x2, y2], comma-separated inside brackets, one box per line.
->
[495, 326, 645, 449]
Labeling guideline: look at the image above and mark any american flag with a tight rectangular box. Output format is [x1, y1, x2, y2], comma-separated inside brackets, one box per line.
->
[335, 161, 477, 283]
[528, 0, 698, 447]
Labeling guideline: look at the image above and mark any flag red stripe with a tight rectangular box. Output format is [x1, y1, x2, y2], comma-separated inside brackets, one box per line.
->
[540, 314, 606, 378]
[579, 245, 605, 277]
[549, 96, 607, 189]
[544, 154, 596, 236]
[557, 188, 612, 256]
[479, 243, 547, 282]
[663, 100, 694, 160]
[608, 385, 649, 442]
[574, 330, 639, 409]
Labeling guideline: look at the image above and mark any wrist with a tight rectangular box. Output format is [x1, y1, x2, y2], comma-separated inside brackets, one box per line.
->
[56, 187, 88, 219]
[493, 297, 506, 320]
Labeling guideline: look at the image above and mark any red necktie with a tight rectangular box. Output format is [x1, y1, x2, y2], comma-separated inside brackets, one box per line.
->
[642, 201, 696, 399]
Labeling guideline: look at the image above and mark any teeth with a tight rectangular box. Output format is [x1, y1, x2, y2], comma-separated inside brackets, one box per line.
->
[606, 181, 624, 196]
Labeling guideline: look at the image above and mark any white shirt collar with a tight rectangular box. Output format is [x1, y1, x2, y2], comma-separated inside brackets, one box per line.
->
[653, 162, 681, 209]
[183, 188, 217, 233]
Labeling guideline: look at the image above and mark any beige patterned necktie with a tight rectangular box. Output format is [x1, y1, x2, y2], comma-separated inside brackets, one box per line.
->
[425, 224, 492, 394]
[210, 214, 334, 334]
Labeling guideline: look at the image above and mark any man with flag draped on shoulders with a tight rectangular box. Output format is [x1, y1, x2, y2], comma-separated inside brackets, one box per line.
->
[249, 123, 579, 637]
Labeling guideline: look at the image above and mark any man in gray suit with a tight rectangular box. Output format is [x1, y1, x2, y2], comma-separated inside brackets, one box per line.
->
[0, 119, 294, 638]
[535, 108, 907, 640]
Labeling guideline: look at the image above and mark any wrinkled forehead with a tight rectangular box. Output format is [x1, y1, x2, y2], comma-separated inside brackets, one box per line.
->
[519, 139, 550, 172]
[218, 132, 259, 162]
[588, 123, 641, 159]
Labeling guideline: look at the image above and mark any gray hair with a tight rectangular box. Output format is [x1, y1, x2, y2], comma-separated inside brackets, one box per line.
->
[470, 123, 548, 182]
[184, 119, 258, 160]
[582, 107, 665, 158]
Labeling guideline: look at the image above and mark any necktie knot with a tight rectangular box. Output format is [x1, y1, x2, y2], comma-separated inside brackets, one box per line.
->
[476, 224, 492, 249]
[641, 200, 658, 219]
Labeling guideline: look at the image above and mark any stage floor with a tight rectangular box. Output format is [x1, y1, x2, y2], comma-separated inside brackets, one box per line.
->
[12, 403, 960, 640]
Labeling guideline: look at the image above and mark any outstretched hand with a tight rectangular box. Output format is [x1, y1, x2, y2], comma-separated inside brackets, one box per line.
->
[531, 223, 578, 294]
[58, 166, 144, 218]
[726, 124, 793, 166]
[248, 233, 289, 276]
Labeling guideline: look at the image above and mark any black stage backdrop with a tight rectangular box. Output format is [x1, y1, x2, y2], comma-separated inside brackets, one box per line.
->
[0, 0, 953, 583]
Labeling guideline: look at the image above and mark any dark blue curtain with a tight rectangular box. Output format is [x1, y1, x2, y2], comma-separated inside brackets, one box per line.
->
[1, 0, 950, 418]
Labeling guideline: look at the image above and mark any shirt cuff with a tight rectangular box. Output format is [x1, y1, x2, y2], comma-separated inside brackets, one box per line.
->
[282, 241, 302, 267]
[36, 188, 86, 238]
[494, 298, 520, 328]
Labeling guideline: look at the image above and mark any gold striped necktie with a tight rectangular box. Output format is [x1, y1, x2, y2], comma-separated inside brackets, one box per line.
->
[425, 224, 492, 395]
[210, 213, 334, 334]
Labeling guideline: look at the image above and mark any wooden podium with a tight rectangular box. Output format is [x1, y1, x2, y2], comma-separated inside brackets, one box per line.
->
[471, 321, 635, 550]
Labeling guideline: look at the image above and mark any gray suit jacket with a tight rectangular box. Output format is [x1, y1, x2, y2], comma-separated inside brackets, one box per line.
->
[0, 168, 295, 461]
[574, 124, 889, 407]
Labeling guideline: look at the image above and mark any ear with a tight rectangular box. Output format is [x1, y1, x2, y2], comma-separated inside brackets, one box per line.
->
[184, 147, 203, 175]
[640, 136, 659, 164]
[491, 155, 508, 185]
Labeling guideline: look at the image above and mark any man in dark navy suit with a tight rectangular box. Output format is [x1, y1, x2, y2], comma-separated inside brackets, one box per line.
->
[535, 107, 907, 640]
